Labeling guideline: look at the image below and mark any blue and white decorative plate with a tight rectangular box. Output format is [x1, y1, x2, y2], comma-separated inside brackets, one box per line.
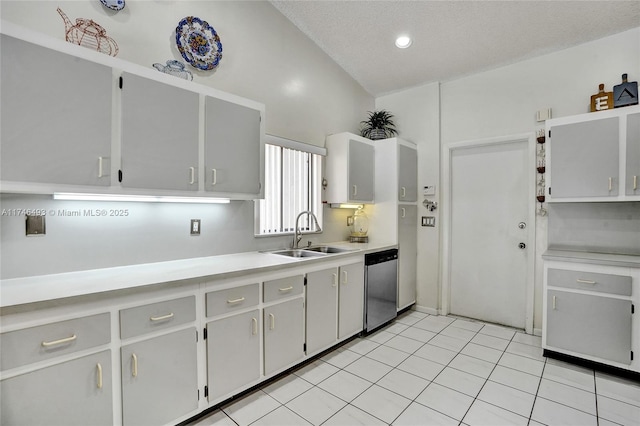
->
[175, 16, 222, 71]
[100, 0, 125, 11]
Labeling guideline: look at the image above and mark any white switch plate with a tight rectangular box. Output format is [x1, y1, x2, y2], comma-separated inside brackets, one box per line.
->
[423, 185, 436, 196]
[190, 219, 201, 235]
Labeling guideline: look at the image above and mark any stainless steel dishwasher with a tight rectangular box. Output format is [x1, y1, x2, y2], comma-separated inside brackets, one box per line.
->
[364, 249, 398, 333]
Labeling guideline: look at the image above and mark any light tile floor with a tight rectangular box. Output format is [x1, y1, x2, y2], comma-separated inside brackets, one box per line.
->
[190, 310, 640, 426]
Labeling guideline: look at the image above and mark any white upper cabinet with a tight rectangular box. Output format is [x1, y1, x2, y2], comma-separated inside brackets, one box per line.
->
[204, 96, 262, 196]
[1, 34, 112, 188]
[546, 105, 640, 202]
[325, 133, 375, 203]
[398, 144, 418, 202]
[626, 112, 640, 196]
[0, 24, 264, 200]
[120, 72, 199, 191]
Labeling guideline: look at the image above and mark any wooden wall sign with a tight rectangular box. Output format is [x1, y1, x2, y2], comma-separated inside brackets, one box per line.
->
[590, 84, 614, 112]
[613, 73, 639, 107]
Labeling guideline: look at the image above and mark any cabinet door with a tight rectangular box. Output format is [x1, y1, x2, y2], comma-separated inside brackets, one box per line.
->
[121, 328, 198, 425]
[205, 96, 262, 195]
[549, 117, 619, 198]
[546, 290, 632, 364]
[348, 140, 375, 202]
[398, 145, 418, 202]
[306, 268, 338, 354]
[264, 298, 304, 375]
[398, 205, 417, 309]
[626, 112, 640, 196]
[207, 309, 260, 401]
[120, 72, 199, 191]
[1, 350, 112, 426]
[1, 35, 112, 186]
[338, 261, 365, 339]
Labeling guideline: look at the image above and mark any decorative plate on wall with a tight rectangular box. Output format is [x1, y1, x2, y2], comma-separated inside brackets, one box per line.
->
[100, 0, 125, 11]
[175, 16, 222, 71]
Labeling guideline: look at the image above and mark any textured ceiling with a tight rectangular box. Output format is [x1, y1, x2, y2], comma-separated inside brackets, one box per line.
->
[270, 1, 640, 96]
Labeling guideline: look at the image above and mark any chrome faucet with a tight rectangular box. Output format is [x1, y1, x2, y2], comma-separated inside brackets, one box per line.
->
[292, 211, 322, 248]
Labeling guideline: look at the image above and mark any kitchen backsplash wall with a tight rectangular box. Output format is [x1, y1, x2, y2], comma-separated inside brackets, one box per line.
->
[548, 202, 640, 255]
[0, 194, 353, 279]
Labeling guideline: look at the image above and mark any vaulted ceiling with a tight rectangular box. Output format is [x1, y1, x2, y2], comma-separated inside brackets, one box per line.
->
[271, 1, 640, 96]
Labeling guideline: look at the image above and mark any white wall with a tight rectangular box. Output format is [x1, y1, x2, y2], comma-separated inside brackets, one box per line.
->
[379, 27, 639, 330]
[375, 83, 441, 314]
[0, 1, 372, 278]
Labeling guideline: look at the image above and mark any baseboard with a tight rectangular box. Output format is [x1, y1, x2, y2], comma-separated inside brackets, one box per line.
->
[413, 304, 439, 316]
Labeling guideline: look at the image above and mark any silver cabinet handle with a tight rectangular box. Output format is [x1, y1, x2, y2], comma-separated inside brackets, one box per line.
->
[401, 187, 406, 198]
[150, 312, 174, 321]
[332, 273, 338, 287]
[552, 295, 557, 310]
[278, 286, 293, 292]
[212, 168, 217, 186]
[227, 297, 245, 304]
[401, 208, 406, 218]
[189, 167, 196, 185]
[42, 334, 77, 347]
[98, 157, 106, 178]
[342, 270, 348, 285]
[352, 185, 357, 196]
[269, 313, 275, 330]
[609, 177, 613, 191]
[576, 278, 596, 284]
[96, 363, 103, 389]
[131, 353, 138, 377]
[252, 318, 258, 335]
[634, 175, 638, 191]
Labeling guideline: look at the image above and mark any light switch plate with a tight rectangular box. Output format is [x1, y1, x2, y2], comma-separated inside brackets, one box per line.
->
[190, 219, 201, 235]
[26, 214, 46, 236]
[423, 185, 436, 196]
[422, 216, 436, 227]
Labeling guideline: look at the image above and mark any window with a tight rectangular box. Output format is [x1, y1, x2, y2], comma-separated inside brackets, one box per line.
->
[256, 136, 324, 235]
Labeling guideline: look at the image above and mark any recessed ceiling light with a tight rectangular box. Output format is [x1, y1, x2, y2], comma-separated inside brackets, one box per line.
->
[395, 36, 412, 49]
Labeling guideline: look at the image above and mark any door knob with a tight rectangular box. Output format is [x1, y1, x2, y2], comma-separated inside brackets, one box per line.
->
[518, 243, 526, 249]
[518, 222, 526, 229]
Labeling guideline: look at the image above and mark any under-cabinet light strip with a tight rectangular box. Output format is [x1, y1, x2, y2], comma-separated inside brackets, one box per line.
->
[53, 193, 230, 204]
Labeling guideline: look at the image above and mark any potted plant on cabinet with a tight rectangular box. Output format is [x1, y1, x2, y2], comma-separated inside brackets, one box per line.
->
[360, 110, 398, 140]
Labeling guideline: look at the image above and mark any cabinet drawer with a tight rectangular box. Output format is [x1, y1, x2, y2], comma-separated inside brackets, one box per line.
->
[547, 268, 632, 296]
[264, 275, 304, 303]
[1, 313, 110, 371]
[206, 283, 259, 317]
[120, 296, 195, 339]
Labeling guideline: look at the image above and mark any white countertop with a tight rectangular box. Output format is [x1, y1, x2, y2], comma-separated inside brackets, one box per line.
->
[0, 242, 396, 308]
[542, 249, 640, 268]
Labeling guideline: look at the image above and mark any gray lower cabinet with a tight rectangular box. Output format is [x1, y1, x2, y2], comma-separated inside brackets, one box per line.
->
[1, 350, 113, 426]
[338, 261, 365, 339]
[206, 309, 261, 401]
[1, 34, 112, 186]
[398, 205, 417, 309]
[546, 290, 632, 364]
[306, 268, 338, 354]
[549, 117, 619, 198]
[264, 298, 304, 375]
[120, 72, 199, 191]
[121, 328, 198, 425]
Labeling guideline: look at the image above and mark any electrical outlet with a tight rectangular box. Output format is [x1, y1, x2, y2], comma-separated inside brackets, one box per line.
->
[190, 219, 201, 235]
[347, 216, 354, 226]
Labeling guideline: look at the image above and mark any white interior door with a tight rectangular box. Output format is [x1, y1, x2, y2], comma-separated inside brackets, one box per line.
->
[448, 138, 532, 329]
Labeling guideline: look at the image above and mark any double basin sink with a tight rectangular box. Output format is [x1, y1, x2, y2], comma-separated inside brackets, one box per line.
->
[266, 245, 357, 258]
